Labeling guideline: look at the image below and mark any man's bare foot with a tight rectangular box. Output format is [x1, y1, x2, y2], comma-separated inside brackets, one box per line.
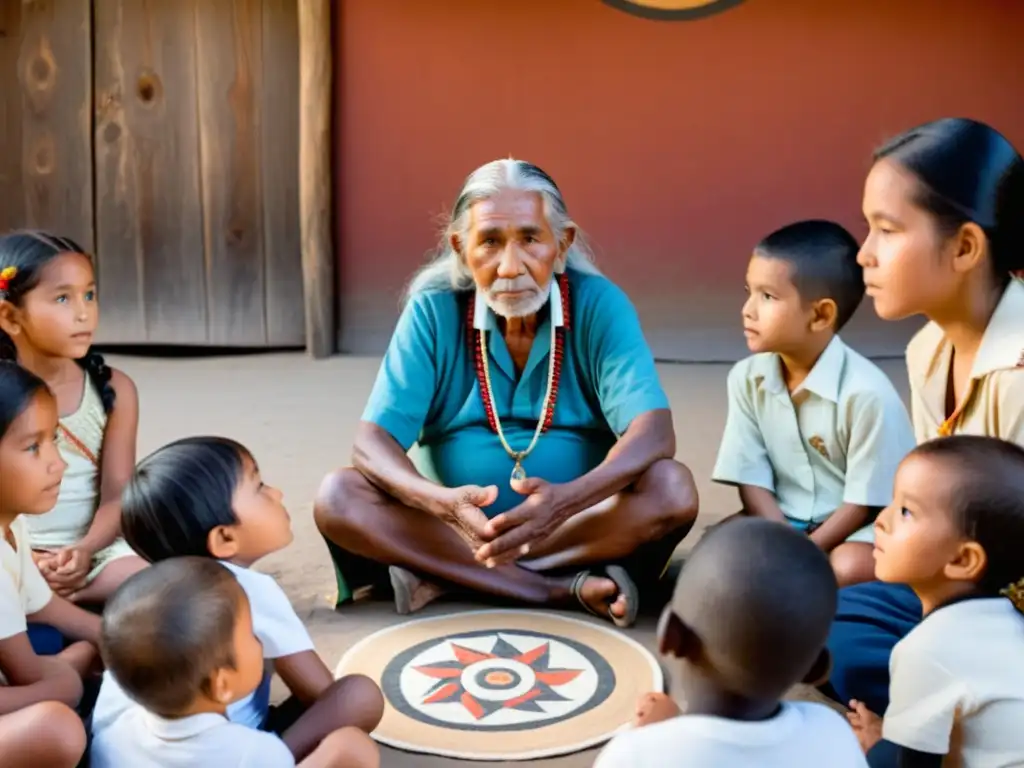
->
[577, 576, 630, 622]
[389, 566, 445, 615]
[634, 692, 681, 728]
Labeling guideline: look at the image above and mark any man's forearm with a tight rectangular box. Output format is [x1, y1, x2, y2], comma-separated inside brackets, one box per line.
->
[561, 410, 676, 515]
[352, 422, 449, 516]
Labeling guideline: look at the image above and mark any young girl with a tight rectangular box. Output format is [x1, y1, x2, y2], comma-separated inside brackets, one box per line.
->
[91, 436, 384, 763]
[848, 436, 1024, 766]
[0, 361, 104, 766]
[824, 118, 1024, 715]
[0, 231, 146, 604]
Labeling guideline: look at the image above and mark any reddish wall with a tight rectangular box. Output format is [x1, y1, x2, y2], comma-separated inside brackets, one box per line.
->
[333, 0, 1024, 360]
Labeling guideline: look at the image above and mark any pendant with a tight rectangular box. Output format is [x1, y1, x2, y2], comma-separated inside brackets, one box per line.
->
[510, 459, 527, 484]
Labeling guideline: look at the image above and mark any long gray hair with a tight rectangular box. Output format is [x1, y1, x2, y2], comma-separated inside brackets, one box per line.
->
[405, 159, 600, 299]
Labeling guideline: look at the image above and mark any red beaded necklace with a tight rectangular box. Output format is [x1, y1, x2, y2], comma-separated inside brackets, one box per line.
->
[468, 274, 570, 470]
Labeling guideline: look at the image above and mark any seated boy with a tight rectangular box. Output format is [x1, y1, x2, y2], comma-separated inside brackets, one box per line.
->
[92, 557, 379, 767]
[594, 517, 868, 767]
[712, 220, 915, 586]
[91, 437, 384, 761]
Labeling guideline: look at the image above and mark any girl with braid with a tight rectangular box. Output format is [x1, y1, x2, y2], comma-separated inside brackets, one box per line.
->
[0, 231, 145, 606]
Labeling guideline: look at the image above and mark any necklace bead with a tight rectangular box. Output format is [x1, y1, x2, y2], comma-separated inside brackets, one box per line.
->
[468, 274, 570, 453]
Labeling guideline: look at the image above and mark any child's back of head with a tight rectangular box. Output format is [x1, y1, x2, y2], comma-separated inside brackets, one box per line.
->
[100, 557, 262, 717]
[669, 516, 838, 701]
[593, 518, 869, 768]
[755, 219, 864, 332]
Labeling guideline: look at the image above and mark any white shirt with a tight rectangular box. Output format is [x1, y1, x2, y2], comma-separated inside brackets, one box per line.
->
[884, 598, 1024, 767]
[91, 710, 295, 768]
[0, 516, 54, 681]
[713, 336, 914, 534]
[92, 561, 315, 737]
[594, 701, 869, 767]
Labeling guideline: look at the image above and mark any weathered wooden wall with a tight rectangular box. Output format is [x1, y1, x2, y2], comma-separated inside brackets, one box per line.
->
[1, 0, 92, 249]
[1, 0, 303, 348]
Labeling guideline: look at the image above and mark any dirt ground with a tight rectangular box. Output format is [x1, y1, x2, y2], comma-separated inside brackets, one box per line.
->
[111, 352, 908, 767]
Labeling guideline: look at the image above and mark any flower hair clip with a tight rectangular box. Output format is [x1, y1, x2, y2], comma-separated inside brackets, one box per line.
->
[1002, 577, 1024, 613]
[0, 266, 17, 294]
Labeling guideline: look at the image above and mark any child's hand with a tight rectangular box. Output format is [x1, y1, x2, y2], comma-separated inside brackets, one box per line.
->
[847, 699, 883, 753]
[40, 548, 91, 602]
[32, 549, 58, 572]
[633, 692, 681, 728]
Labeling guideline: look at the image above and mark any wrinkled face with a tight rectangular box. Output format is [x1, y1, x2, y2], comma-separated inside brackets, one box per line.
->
[227, 455, 293, 564]
[0, 391, 67, 518]
[741, 255, 815, 353]
[0, 253, 98, 360]
[458, 190, 570, 318]
[873, 454, 970, 588]
[858, 160, 958, 321]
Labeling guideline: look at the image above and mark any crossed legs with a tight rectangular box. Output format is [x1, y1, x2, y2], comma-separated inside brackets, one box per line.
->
[314, 459, 698, 620]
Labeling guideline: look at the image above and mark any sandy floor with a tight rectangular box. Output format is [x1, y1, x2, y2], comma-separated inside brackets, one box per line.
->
[111, 352, 908, 767]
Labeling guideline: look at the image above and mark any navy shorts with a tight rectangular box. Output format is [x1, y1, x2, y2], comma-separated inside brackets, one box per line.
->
[820, 580, 922, 713]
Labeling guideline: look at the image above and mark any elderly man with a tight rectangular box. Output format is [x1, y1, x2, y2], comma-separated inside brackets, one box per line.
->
[315, 159, 698, 627]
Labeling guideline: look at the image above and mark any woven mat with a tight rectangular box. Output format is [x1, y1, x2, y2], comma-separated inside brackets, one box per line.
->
[335, 609, 663, 762]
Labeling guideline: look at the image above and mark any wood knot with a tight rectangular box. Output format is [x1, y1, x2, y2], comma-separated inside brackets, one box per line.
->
[136, 71, 162, 105]
[25, 44, 56, 93]
[103, 122, 122, 144]
[31, 135, 55, 175]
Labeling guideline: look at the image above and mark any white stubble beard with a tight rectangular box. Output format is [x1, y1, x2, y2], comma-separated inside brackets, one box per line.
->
[484, 275, 552, 319]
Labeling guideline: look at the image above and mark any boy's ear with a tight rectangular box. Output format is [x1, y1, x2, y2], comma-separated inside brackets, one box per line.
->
[802, 648, 832, 687]
[945, 540, 987, 583]
[206, 667, 235, 705]
[809, 298, 838, 332]
[207, 525, 240, 560]
[657, 606, 699, 660]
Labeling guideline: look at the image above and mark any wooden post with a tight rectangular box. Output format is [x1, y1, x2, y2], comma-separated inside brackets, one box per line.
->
[298, 0, 334, 358]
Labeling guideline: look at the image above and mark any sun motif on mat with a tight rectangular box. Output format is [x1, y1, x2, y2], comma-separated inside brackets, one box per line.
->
[413, 636, 583, 720]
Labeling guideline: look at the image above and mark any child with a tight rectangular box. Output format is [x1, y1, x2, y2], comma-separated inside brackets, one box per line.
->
[0, 231, 146, 605]
[91, 436, 384, 762]
[826, 117, 1024, 716]
[594, 517, 867, 767]
[712, 220, 915, 586]
[847, 436, 1024, 766]
[93, 557, 379, 767]
[0, 361, 105, 765]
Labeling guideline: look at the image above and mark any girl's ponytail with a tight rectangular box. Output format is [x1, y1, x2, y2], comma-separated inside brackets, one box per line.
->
[77, 348, 116, 414]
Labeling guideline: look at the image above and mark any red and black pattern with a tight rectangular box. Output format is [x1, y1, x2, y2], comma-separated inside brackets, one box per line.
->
[468, 273, 571, 434]
[412, 637, 582, 720]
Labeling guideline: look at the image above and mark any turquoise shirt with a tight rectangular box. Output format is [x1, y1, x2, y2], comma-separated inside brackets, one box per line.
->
[362, 269, 669, 516]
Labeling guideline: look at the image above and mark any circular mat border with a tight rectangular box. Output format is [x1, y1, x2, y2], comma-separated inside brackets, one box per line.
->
[335, 609, 664, 762]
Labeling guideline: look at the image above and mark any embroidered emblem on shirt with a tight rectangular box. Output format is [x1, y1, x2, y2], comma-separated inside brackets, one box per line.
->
[808, 436, 830, 460]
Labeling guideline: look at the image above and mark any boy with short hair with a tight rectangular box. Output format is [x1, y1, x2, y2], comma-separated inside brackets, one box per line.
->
[594, 517, 868, 767]
[92, 557, 379, 768]
[712, 220, 914, 586]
